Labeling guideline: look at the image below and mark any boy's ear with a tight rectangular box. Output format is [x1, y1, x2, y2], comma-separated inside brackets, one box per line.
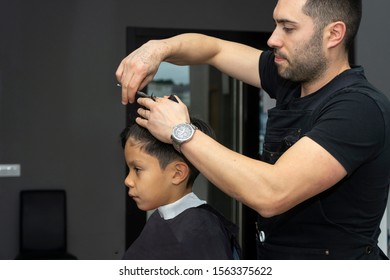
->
[171, 161, 189, 185]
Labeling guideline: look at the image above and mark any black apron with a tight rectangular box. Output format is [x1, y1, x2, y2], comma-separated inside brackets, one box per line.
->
[257, 71, 388, 260]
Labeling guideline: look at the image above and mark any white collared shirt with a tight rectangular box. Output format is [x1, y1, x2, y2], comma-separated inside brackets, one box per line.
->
[157, 192, 206, 220]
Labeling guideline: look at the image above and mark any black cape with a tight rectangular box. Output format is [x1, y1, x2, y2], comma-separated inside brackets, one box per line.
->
[123, 204, 241, 260]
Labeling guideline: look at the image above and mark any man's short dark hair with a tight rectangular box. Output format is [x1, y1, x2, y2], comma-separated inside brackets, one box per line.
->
[303, 0, 362, 51]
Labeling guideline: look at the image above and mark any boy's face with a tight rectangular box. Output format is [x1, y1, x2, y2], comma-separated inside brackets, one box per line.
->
[123, 139, 178, 211]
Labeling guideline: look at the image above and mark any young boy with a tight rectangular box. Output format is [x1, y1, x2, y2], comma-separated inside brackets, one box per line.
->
[120, 93, 240, 260]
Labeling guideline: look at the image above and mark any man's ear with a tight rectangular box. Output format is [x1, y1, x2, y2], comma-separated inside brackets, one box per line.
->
[171, 161, 189, 185]
[326, 21, 347, 49]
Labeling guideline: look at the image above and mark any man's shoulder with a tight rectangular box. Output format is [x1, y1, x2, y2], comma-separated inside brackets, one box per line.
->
[326, 79, 390, 117]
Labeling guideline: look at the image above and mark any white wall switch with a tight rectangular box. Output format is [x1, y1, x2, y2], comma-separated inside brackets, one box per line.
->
[0, 164, 21, 177]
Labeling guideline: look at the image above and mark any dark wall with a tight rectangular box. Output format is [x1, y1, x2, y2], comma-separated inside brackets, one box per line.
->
[356, 0, 390, 252]
[0, 0, 388, 259]
[0, 0, 275, 259]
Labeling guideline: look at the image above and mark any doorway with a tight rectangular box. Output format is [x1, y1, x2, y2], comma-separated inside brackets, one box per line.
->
[124, 27, 271, 259]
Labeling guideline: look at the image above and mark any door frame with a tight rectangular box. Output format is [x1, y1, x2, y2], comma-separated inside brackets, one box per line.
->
[125, 27, 271, 259]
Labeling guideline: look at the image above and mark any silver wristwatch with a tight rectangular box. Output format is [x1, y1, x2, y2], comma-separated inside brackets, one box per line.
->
[171, 123, 197, 153]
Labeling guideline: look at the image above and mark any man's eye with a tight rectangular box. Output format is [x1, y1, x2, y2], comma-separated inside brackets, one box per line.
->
[283, 27, 294, 33]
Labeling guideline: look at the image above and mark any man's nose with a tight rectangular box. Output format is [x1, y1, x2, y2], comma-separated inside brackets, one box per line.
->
[267, 29, 283, 49]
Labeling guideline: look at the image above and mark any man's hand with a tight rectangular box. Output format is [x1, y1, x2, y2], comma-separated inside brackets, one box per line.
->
[115, 40, 168, 104]
[136, 95, 190, 143]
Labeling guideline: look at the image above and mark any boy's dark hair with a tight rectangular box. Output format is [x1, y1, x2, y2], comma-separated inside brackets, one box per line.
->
[303, 0, 362, 51]
[120, 94, 215, 187]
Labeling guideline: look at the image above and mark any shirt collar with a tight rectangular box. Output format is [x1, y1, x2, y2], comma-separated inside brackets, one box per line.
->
[158, 192, 206, 220]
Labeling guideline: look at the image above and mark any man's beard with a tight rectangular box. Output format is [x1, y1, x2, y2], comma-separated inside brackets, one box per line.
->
[275, 32, 328, 84]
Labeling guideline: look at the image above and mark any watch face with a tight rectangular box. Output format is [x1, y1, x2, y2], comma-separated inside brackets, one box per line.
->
[173, 123, 194, 141]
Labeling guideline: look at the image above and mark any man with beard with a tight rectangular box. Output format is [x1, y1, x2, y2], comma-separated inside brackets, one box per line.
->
[116, 0, 390, 259]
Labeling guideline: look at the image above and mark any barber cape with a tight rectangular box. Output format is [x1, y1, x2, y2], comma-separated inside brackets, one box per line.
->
[123, 193, 240, 260]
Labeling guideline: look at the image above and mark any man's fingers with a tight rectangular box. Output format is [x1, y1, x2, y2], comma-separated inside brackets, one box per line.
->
[135, 116, 148, 128]
[137, 96, 155, 108]
[119, 72, 139, 104]
[136, 107, 149, 119]
[115, 60, 124, 82]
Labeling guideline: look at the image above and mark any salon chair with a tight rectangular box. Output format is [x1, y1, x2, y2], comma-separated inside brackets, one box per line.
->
[15, 190, 77, 260]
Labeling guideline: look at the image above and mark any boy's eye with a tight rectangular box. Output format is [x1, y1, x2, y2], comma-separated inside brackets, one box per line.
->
[134, 167, 141, 173]
[283, 26, 294, 33]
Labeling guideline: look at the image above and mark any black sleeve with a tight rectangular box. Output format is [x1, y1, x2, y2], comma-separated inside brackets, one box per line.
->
[306, 91, 386, 174]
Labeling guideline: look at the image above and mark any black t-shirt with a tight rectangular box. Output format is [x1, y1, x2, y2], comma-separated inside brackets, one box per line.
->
[259, 50, 390, 237]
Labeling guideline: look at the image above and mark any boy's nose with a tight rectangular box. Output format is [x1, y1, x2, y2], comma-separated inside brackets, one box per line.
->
[124, 174, 135, 188]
